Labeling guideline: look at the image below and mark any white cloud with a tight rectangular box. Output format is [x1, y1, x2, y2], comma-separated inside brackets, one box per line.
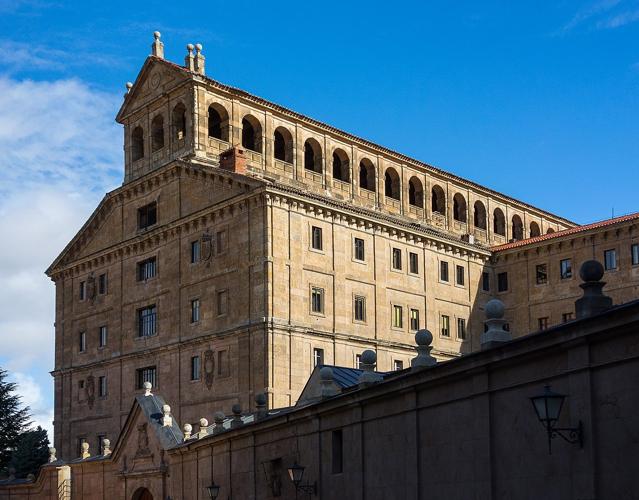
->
[560, 0, 639, 32]
[597, 8, 639, 28]
[9, 372, 54, 441]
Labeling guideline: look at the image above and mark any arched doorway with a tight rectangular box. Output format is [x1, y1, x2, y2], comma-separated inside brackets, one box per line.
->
[132, 487, 153, 500]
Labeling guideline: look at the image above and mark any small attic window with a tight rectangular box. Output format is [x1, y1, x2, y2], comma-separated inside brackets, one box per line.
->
[132, 126, 144, 161]
[151, 114, 165, 152]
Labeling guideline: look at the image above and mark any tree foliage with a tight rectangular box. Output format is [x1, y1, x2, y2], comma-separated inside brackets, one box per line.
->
[10, 426, 50, 478]
[0, 368, 31, 475]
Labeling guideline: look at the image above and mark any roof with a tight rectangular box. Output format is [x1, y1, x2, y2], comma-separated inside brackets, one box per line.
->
[492, 212, 639, 252]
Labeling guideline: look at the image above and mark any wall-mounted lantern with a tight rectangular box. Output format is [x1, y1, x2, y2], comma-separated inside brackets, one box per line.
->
[287, 461, 317, 498]
[530, 384, 583, 454]
[206, 481, 221, 499]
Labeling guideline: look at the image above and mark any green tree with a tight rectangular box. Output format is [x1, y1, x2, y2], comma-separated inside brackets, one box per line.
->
[9, 426, 50, 478]
[0, 368, 31, 475]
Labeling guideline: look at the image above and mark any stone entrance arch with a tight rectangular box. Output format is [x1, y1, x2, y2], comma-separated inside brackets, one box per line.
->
[132, 487, 153, 500]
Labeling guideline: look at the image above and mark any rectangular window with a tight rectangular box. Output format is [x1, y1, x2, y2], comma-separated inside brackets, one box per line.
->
[392, 305, 403, 328]
[313, 348, 324, 367]
[137, 305, 157, 337]
[604, 249, 617, 270]
[562, 312, 574, 322]
[632, 244, 639, 266]
[79, 281, 86, 300]
[409, 252, 419, 274]
[331, 430, 343, 474]
[354, 237, 365, 261]
[137, 257, 157, 281]
[138, 202, 157, 230]
[393, 360, 404, 371]
[456, 265, 465, 286]
[311, 287, 324, 314]
[355, 354, 362, 369]
[79, 331, 86, 352]
[191, 356, 201, 381]
[440, 261, 449, 282]
[441, 315, 450, 337]
[217, 290, 228, 316]
[98, 376, 107, 397]
[457, 318, 466, 340]
[538, 317, 549, 330]
[136, 366, 157, 389]
[191, 240, 201, 263]
[497, 272, 508, 292]
[410, 309, 420, 331]
[190, 298, 200, 323]
[98, 326, 107, 348]
[392, 248, 402, 270]
[98, 274, 107, 295]
[354, 295, 366, 322]
[536, 264, 548, 285]
[311, 226, 323, 251]
[560, 259, 572, 280]
[482, 272, 490, 292]
[216, 230, 227, 255]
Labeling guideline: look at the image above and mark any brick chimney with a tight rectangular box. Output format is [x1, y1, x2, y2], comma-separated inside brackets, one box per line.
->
[219, 146, 247, 174]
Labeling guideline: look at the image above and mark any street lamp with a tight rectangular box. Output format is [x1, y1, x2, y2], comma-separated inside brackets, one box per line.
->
[206, 481, 221, 499]
[530, 384, 583, 454]
[287, 461, 317, 498]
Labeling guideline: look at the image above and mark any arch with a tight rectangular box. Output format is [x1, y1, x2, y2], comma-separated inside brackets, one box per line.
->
[359, 159, 375, 192]
[384, 167, 400, 200]
[241, 115, 262, 153]
[132, 126, 144, 161]
[208, 103, 229, 141]
[547, 227, 555, 234]
[273, 126, 293, 163]
[408, 176, 424, 208]
[172, 103, 186, 140]
[512, 214, 524, 240]
[493, 208, 506, 236]
[332, 148, 350, 182]
[431, 184, 446, 215]
[132, 487, 153, 500]
[473, 200, 487, 230]
[151, 114, 164, 152]
[530, 221, 541, 238]
[453, 193, 467, 222]
[304, 138, 322, 173]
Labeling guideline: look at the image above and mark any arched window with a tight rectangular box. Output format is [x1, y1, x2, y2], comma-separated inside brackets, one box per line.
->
[304, 138, 322, 173]
[408, 176, 423, 208]
[493, 208, 506, 236]
[384, 167, 400, 200]
[512, 214, 524, 240]
[273, 126, 293, 163]
[241, 115, 262, 153]
[132, 126, 144, 161]
[530, 221, 541, 237]
[332, 148, 350, 182]
[431, 185, 445, 215]
[151, 115, 164, 152]
[208, 104, 229, 141]
[172, 103, 186, 140]
[547, 228, 555, 234]
[473, 201, 487, 229]
[132, 487, 153, 500]
[359, 159, 375, 192]
[453, 193, 467, 222]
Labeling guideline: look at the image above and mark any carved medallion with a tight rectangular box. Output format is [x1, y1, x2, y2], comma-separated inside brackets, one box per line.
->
[86, 273, 96, 301]
[150, 72, 161, 89]
[135, 423, 151, 458]
[86, 375, 95, 409]
[204, 349, 215, 389]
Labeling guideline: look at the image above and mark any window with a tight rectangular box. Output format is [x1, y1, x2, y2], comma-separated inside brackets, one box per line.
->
[457, 318, 466, 340]
[331, 430, 343, 474]
[536, 264, 548, 285]
[354, 296, 366, 322]
[79, 281, 86, 301]
[311, 226, 323, 251]
[191, 356, 201, 381]
[409, 252, 419, 274]
[190, 299, 200, 323]
[456, 265, 465, 286]
[136, 366, 157, 389]
[441, 315, 450, 337]
[482, 272, 490, 292]
[79, 331, 86, 352]
[393, 360, 404, 371]
[191, 240, 201, 263]
[216, 230, 227, 255]
[138, 202, 157, 230]
[217, 290, 228, 316]
[98, 376, 107, 397]
[632, 244, 639, 266]
[151, 114, 164, 151]
[562, 312, 574, 322]
[98, 274, 107, 295]
[410, 309, 420, 331]
[98, 326, 107, 348]
[138, 305, 157, 337]
[355, 354, 362, 369]
[604, 249, 617, 270]
[132, 126, 144, 161]
[392, 248, 402, 270]
[354, 238, 365, 261]
[313, 348, 324, 367]
[137, 257, 157, 281]
[392, 305, 403, 328]
[497, 272, 508, 292]
[538, 317, 549, 330]
[560, 259, 572, 280]
[440, 261, 449, 282]
[311, 287, 324, 314]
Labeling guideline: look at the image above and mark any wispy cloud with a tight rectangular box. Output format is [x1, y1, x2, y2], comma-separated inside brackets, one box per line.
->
[559, 0, 639, 33]
[597, 8, 639, 28]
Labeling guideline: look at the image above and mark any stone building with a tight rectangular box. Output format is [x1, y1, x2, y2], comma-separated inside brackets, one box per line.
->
[44, 33, 638, 462]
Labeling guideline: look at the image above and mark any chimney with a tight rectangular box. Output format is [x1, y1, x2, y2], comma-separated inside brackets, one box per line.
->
[185, 44, 195, 71]
[151, 31, 164, 59]
[194, 43, 205, 75]
[219, 146, 247, 174]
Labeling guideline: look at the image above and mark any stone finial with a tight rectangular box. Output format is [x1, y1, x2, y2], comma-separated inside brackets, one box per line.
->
[320, 366, 339, 398]
[26, 473, 35, 482]
[575, 260, 613, 319]
[358, 350, 383, 387]
[151, 31, 164, 59]
[143, 381, 153, 396]
[197, 418, 209, 438]
[162, 404, 172, 427]
[231, 404, 243, 428]
[480, 299, 512, 350]
[81, 441, 90, 459]
[125, 82, 133, 96]
[213, 411, 226, 434]
[194, 43, 205, 75]
[48, 447, 57, 463]
[255, 393, 268, 419]
[102, 439, 111, 456]
[411, 329, 437, 370]
[185, 44, 195, 71]
[183, 423, 192, 440]
[7, 467, 15, 480]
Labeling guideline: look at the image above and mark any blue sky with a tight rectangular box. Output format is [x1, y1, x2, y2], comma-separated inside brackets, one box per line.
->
[0, 0, 637, 438]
